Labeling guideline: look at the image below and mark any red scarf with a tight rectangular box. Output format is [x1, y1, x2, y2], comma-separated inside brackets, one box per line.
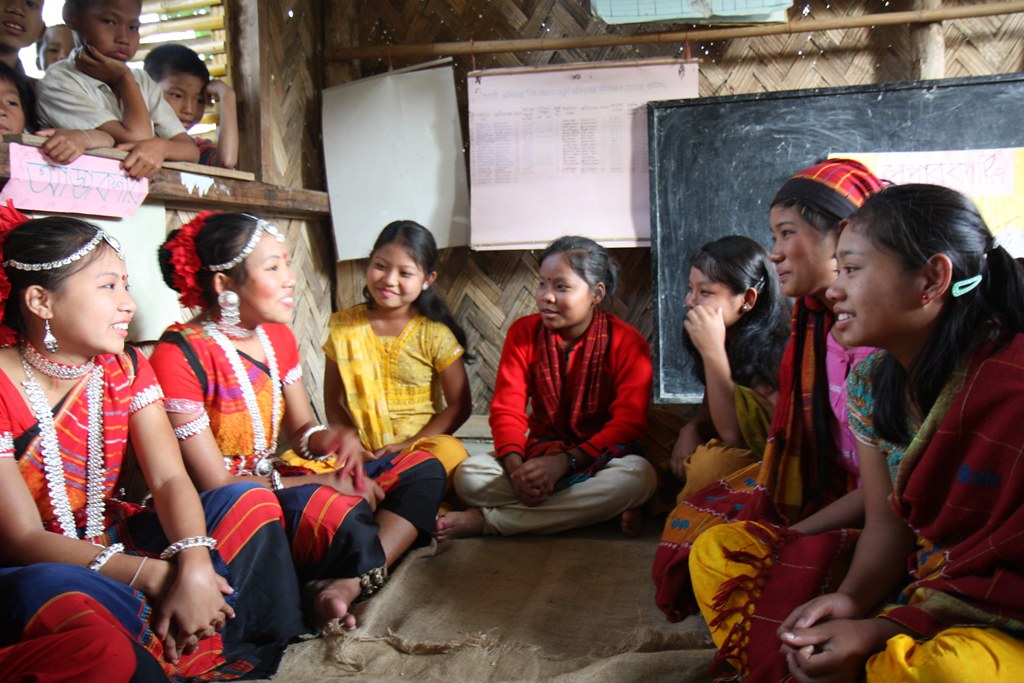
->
[529, 308, 609, 458]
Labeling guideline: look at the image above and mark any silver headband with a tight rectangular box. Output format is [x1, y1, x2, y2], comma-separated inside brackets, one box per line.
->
[206, 216, 285, 272]
[3, 230, 124, 272]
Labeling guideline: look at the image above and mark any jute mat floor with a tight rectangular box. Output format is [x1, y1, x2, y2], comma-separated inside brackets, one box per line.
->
[258, 522, 715, 682]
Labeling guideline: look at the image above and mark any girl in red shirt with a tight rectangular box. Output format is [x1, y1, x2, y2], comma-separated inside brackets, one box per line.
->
[435, 236, 656, 539]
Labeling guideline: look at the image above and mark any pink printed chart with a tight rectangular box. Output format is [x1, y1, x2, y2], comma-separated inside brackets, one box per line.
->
[1, 143, 149, 218]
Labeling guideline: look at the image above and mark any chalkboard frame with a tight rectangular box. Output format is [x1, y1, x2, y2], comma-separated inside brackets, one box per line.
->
[647, 72, 1024, 403]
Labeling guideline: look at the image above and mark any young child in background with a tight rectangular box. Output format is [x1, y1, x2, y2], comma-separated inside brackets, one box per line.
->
[0, 61, 30, 133]
[668, 235, 791, 500]
[287, 220, 472, 491]
[437, 236, 657, 540]
[144, 43, 238, 169]
[0, 0, 44, 74]
[35, 24, 73, 71]
[36, 0, 198, 177]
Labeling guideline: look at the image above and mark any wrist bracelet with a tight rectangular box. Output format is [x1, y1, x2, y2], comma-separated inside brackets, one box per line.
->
[160, 535, 217, 560]
[128, 556, 147, 588]
[269, 469, 284, 491]
[565, 451, 580, 473]
[87, 543, 124, 572]
[298, 424, 329, 461]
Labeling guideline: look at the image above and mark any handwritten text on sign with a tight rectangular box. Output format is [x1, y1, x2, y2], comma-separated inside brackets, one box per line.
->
[1, 143, 148, 218]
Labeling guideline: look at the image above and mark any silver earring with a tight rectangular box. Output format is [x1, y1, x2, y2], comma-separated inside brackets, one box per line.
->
[421, 283, 429, 292]
[218, 290, 241, 327]
[43, 319, 59, 354]
[741, 303, 751, 313]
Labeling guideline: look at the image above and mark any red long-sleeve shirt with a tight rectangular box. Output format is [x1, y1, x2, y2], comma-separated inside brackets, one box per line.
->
[489, 313, 652, 459]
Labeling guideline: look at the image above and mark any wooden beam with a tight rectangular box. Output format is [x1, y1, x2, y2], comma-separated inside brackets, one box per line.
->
[4, 134, 255, 181]
[228, 0, 274, 184]
[0, 142, 329, 219]
[911, 0, 945, 80]
[329, 0, 1024, 60]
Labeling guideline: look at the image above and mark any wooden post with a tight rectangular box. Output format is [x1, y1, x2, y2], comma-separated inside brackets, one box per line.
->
[325, 3, 359, 88]
[227, 0, 276, 184]
[911, 0, 945, 80]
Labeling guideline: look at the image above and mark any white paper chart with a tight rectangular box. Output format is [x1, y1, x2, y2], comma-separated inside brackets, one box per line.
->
[469, 61, 698, 250]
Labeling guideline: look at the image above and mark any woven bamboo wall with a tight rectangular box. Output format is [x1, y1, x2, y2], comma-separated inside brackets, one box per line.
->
[325, 0, 1024, 412]
[223, 0, 334, 420]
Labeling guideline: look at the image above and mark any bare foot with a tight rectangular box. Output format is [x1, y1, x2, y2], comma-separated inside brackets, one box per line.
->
[620, 507, 644, 538]
[304, 577, 361, 631]
[434, 508, 485, 541]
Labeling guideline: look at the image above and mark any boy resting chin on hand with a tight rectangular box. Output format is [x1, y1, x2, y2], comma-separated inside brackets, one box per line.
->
[35, 0, 199, 178]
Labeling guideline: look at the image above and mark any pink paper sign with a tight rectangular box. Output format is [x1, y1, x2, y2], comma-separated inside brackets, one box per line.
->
[1, 143, 149, 218]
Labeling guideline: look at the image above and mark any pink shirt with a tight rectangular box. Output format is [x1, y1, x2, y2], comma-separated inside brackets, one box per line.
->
[826, 331, 875, 480]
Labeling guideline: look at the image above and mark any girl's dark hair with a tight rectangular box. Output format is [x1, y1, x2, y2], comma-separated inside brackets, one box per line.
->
[158, 213, 258, 309]
[363, 220, 473, 362]
[853, 184, 1024, 444]
[539, 235, 620, 303]
[684, 235, 791, 390]
[143, 43, 211, 84]
[769, 197, 843, 236]
[3, 216, 111, 334]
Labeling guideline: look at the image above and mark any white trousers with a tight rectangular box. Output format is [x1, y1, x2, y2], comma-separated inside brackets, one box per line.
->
[453, 453, 657, 536]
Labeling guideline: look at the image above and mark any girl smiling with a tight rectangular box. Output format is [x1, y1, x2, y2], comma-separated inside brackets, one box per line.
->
[436, 236, 656, 540]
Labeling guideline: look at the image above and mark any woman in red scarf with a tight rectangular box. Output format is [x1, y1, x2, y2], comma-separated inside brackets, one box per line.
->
[693, 184, 1024, 681]
[435, 236, 656, 539]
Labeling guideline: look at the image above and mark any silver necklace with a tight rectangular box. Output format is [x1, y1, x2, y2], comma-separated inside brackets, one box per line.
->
[20, 354, 106, 539]
[210, 315, 255, 340]
[204, 323, 281, 475]
[22, 342, 95, 380]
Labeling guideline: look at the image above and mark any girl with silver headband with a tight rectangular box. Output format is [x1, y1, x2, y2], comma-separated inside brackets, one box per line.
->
[0, 203, 305, 679]
[153, 212, 446, 631]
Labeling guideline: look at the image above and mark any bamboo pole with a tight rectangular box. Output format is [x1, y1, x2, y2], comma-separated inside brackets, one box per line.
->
[911, 0, 945, 80]
[142, 0, 221, 14]
[329, 0, 1024, 61]
[140, 14, 223, 38]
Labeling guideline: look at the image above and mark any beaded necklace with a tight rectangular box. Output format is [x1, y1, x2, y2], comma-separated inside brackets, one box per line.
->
[204, 322, 281, 475]
[22, 342, 95, 380]
[20, 353, 106, 539]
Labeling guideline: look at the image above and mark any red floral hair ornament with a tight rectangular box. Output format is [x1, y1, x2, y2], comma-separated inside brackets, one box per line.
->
[0, 200, 31, 346]
[164, 211, 219, 309]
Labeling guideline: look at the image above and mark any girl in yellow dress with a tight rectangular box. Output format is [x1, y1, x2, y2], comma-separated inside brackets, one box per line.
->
[286, 221, 472, 484]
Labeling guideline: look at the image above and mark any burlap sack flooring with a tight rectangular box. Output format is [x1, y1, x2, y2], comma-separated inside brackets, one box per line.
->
[258, 523, 716, 682]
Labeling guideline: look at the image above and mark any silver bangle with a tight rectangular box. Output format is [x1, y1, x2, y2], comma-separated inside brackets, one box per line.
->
[173, 413, 210, 441]
[128, 556, 147, 588]
[269, 469, 284, 491]
[87, 543, 124, 572]
[298, 424, 329, 461]
[160, 535, 217, 560]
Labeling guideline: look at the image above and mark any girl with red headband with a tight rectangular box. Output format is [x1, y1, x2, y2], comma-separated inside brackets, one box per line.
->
[654, 159, 886, 623]
[152, 212, 445, 631]
[0, 204, 305, 680]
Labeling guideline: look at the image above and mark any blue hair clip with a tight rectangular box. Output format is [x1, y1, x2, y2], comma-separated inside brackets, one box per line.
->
[951, 274, 982, 297]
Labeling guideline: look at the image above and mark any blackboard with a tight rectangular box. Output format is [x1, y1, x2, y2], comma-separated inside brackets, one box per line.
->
[648, 73, 1024, 403]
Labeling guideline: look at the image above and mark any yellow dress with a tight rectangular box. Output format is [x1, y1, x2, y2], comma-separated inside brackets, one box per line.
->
[282, 304, 468, 477]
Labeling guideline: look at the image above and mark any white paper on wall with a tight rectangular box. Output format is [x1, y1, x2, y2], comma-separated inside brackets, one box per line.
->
[468, 60, 698, 251]
[322, 59, 470, 262]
